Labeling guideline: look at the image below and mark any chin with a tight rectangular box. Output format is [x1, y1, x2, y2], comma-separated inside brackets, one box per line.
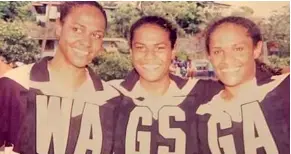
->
[220, 78, 241, 87]
[71, 60, 89, 68]
[140, 75, 163, 82]
[223, 82, 240, 87]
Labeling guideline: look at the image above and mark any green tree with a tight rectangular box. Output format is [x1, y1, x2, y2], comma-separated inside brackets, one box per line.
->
[107, 3, 141, 38]
[108, 2, 206, 37]
[0, 1, 33, 21]
[0, 20, 41, 64]
[175, 51, 188, 61]
[138, 2, 205, 35]
[268, 55, 290, 67]
[90, 52, 133, 81]
[258, 5, 290, 56]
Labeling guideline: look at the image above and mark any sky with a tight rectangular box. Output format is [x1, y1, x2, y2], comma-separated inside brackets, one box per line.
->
[221, 1, 289, 18]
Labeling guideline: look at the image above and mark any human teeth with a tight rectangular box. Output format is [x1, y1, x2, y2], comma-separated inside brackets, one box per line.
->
[221, 68, 239, 72]
[143, 65, 159, 69]
[74, 50, 89, 56]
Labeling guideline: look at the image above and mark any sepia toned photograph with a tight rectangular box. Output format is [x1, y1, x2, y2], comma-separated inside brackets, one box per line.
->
[0, 1, 289, 154]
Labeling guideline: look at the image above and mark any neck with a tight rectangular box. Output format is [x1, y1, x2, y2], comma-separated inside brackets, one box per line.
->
[139, 75, 171, 96]
[0, 61, 12, 76]
[49, 50, 87, 90]
[222, 77, 257, 101]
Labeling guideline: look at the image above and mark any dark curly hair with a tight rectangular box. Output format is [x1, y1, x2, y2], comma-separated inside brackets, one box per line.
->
[205, 16, 262, 54]
[59, 1, 107, 28]
[129, 15, 177, 49]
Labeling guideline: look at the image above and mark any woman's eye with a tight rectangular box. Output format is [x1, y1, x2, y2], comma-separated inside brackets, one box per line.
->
[234, 47, 244, 52]
[213, 50, 222, 55]
[72, 27, 82, 33]
[91, 33, 102, 39]
[157, 46, 165, 50]
[135, 46, 144, 49]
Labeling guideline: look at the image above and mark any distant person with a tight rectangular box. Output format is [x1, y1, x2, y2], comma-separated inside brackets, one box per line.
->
[169, 56, 180, 75]
[186, 57, 195, 79]
[197, 16, 289, 154]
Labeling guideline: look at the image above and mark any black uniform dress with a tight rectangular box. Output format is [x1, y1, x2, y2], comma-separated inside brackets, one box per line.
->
[0, 57, 121, 154]
[196, 68, 290, 154]
[110, 70, 222, 154]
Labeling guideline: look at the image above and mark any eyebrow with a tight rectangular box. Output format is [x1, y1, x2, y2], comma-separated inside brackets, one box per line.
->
[211, 47, 222, 49]
[73, 23, 105, 33]
[211, 41, 247, 48]
[133, 42, 168, 46]
[233, 42, 246, 46]
[154, 43, 167, 46]
[133, 42, 144, 46]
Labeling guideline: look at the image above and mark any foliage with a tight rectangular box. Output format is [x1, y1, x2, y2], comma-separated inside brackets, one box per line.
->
[0, 1, 33, 21]
[90, 52, 133, 81]
[255, 59, 283, 75]
[0, 20, 41, 64]
[142, 2, 204, 35]
[175, 51, 206, 62]
[268, 55, 290, 68]
[108, 2, 206, 38]
[107, 3, 141, 38]
[175, 51, 188, 61]
[258, 5, 290, 56]
[201, 7, 223, 25]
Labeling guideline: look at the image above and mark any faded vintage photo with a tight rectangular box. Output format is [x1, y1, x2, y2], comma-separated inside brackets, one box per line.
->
[0, 1, 289, 154]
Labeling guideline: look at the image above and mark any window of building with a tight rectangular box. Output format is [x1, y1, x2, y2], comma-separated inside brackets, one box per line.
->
[35, 5, 46, 14]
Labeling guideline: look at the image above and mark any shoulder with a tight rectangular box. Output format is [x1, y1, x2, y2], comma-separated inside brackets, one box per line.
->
[101, 80, 122, 98]
[262, 73, 289, 92]
[194, 79, 223, 92]
[0, 64, 34, 90]
[266, 73, 290, 97]
[189, 79, 223, 103]
[107, 79, 123, 88]
[107, 79, 131, 95]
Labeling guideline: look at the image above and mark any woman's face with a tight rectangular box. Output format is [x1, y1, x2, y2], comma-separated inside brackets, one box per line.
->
[208, 23, 262, 87]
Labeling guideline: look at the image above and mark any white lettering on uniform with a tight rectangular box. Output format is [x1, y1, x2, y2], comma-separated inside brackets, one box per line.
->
[242, 102, 278, 154]
[126, 106, 186, 153]
[158, 106, 186, 154]
[208, 112, 236, 154]
[74, 103, 103, 154]
[126, 107, 152, 154]
[36, 96, 72, 154]
[36, 95, 104, 154]
[205, 101, 278, 154]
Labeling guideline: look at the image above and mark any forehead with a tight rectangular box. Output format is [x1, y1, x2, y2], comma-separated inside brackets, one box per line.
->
[210, 23, 252, 46]
[64, 5, 106, 29]
[133, 24, 170, 42]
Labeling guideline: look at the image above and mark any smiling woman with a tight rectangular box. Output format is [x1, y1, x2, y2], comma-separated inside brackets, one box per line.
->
[54, 2, 106, 69]
[129, 16, 177, 90]
[197, 16, 290, 154]
[206, 16, 262, 87]
[0, 2, 122, 154]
